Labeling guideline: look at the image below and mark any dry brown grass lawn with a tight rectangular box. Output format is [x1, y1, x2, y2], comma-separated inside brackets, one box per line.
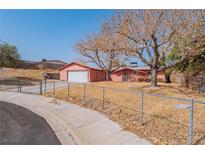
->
[0, 67, 57, 80]
[90, 81, 205, 100]
[44, 81, 205, 145]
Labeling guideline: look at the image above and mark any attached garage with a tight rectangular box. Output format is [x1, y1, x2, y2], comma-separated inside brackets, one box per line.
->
[58, 62, 105, 83]
[67, 71, 88, 83]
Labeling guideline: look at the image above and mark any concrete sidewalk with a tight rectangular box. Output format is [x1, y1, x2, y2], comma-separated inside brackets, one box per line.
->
[0, 91, 151, 145]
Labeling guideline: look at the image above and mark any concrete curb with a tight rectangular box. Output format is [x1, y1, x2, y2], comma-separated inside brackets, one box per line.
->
[0, 92, 78, 145]
[31, 106, 78, 145]
[43, 107, 87, 144]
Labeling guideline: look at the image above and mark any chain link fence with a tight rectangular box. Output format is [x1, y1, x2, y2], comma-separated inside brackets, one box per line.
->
[50, 82, 205, 145]
[1, 79, 205, 145]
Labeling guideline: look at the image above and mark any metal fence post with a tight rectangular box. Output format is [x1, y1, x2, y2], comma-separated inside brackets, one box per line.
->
[19, 81, 21, 92]
[0, 78, 1, 90]
[18, 80, 21, 92]
[53, 82, 55, 94]
[68, 83, 70, 101]
[40, 81, 42, 94]
[141, 90, 144, 125]
[188, 99, 194, 145]
[44, 79, 47, 93]
[17, 80, 19, 92]
[102, 87, 105, 110]
[84, 84, 86, 105]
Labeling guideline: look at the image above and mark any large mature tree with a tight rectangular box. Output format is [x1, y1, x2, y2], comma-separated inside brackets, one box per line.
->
[75, 23, 129, 81]
[109, 10, 205, 87]
[168, 35, 205, 74]
[166, 35, 205, 88]
[0, 43, 20, 68]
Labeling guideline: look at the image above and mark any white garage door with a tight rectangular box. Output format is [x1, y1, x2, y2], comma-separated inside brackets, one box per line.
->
[68, 71, 88, 83]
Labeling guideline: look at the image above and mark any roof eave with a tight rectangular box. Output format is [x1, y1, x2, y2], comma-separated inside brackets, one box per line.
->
[58, 62, 103, 71]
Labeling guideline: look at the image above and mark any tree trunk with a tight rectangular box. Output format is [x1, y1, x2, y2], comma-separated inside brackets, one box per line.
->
[105, 71, 110, 81]
[165, 73, 171, 83]
[151, 67, 158, 88]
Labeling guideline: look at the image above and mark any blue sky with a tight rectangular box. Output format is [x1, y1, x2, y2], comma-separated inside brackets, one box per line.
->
[0, 9, 116, 63]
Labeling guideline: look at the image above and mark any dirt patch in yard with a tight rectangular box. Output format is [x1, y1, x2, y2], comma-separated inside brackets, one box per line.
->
[0, 67, 57, 80]
[44, 82, 205, 145]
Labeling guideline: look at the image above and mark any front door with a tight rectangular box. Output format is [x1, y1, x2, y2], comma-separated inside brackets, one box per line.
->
[122, 72, 129, 81]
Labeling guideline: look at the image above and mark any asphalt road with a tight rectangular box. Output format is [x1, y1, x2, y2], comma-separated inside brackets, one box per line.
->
[0, 101, 61, 145]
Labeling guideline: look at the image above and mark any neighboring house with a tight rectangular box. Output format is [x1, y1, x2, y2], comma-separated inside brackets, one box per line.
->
[17, 60, 38, 69]
[18, 59, 67, 69]
[58, 62, 165, 83]
[110, 67, 165, 82]
[35, 60, 67, 69]
[58, 62, 105, 83]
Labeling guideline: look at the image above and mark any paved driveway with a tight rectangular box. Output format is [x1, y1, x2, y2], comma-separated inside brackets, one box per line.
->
[0, 101, 60, 145]
[2, 81, 67, 94]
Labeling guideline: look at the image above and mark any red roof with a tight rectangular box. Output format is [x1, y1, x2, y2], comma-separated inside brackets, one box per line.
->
[58, 62, 103, 71]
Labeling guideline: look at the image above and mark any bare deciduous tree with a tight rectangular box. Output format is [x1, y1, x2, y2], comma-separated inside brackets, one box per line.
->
[110, 10, 205, 87]
[75, 23, 129, 81]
